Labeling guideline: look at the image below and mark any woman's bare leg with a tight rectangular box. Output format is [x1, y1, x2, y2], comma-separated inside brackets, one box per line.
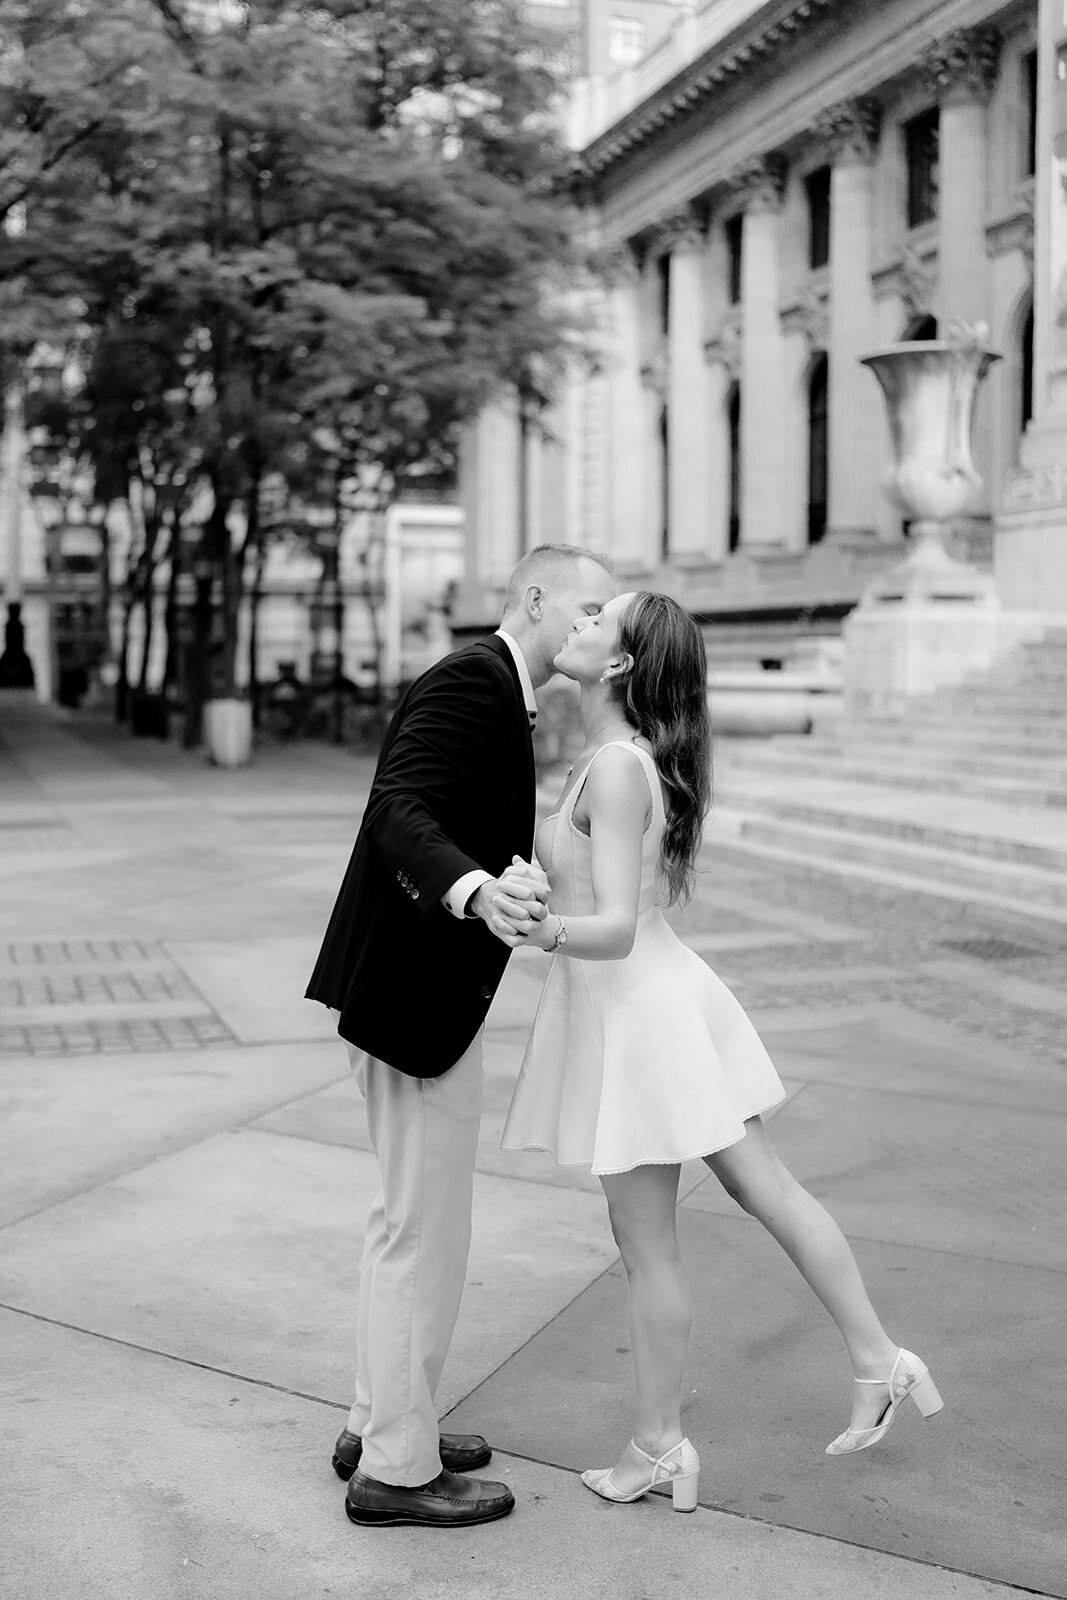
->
[598, 1163, 691, 1490]
[705, 1117, 898, 1431]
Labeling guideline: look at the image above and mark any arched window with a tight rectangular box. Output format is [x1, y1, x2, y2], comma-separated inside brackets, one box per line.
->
[1019, 302, 1034, 442]
[727, 384, 741, 552]
[659, 407, 670, 562]
[902, 314, 938, 340]
[807, 355, 828, 545]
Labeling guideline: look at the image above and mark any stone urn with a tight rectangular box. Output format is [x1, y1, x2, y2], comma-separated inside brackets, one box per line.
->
[859, 322, 1000, 604]
[843, 323, 1009, 712]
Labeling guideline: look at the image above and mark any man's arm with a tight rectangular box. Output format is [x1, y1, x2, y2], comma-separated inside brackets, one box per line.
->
[361, 653, 535, 920]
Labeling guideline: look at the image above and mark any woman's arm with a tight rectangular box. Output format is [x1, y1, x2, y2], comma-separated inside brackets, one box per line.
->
[493, 747, 650, 961]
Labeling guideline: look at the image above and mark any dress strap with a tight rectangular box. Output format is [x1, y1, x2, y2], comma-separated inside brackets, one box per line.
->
[564, 739, 664, 825]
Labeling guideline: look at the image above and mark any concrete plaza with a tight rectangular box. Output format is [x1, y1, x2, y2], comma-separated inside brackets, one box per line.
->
[0, 695, 1064, 1600]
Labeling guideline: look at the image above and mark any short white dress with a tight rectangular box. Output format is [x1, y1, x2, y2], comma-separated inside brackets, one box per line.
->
[501, 740, 786, 1175]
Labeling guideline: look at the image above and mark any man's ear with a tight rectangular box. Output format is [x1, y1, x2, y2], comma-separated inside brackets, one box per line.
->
[525, 584, 545, 621]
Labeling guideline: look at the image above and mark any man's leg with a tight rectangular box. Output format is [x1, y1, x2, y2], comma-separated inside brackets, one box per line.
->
[351, 1035, 483, 1487]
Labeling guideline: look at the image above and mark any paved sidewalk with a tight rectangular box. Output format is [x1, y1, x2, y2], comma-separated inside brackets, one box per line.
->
[1, 698, 1064, 1599]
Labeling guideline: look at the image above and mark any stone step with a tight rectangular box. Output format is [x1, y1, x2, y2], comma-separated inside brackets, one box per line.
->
[731, 792, 1067, 872]
[732, 732, 1067, 779]
[730, 815, 1067, 914]
[875, 708, 1067, 739]
[836, 719, 1067, 758]
[721, 745, 1067, 806]
[925, 686, 1067, 714]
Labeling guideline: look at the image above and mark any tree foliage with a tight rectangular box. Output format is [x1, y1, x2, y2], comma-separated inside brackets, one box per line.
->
[1, 0, 584, 720]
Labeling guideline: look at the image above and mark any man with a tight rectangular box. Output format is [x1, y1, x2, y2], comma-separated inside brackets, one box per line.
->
[306, 544, 617, 1528]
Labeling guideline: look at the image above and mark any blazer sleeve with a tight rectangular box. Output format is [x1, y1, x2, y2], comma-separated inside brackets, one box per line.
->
[360, 650, 519, 915]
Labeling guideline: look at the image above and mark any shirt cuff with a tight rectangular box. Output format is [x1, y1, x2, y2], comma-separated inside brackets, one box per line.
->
[443, 869, 493, 919]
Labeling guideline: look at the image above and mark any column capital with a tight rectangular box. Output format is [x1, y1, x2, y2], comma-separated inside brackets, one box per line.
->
[921, 25, 1001, 106]
[655, 205, 706, 254]
[704, 311, 742, 379]
[602, 241, 642, 286]
[814, 97, 882, 166]
[727, 155, 787, 214]
[897, 242, 937, 319]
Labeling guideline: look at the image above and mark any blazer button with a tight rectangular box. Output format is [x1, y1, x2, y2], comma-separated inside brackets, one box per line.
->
[480, 984, 492, 1000]
[411, 889, 420, 900]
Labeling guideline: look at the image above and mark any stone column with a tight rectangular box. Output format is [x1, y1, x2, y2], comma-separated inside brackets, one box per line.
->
[732, 156, 788, 547]
[816, 98, 883, 543]
[664, 210, 711, 561]
[924, 27, 1001, 327]
[639, 252, 667, 568]
[996, 0, 1067, 613]
[605, 247, 648, 569]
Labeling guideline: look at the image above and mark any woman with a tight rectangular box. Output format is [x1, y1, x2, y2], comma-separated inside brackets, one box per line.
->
[498, 592, 942, 1512]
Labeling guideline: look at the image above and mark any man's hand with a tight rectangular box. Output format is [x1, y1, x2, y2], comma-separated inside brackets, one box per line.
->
[470, 857, 549, 944]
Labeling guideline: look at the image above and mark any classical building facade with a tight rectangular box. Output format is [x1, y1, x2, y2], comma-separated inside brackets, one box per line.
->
[454, 0, 1063, 656]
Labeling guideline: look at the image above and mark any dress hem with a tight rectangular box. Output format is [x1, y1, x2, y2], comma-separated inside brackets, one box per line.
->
[501, 1090, 787, 1177]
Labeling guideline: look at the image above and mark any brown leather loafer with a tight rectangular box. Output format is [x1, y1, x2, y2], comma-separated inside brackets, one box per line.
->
[345, 1467, 515, 1527]
[332, 1428, 491, 1480]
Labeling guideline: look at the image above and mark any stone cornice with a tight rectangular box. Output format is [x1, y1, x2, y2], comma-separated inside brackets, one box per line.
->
[814, 96, 882, 166]
[728, 153, 788, 212]
[921, 24, 1002, 105]
[579, 0, 848, 183]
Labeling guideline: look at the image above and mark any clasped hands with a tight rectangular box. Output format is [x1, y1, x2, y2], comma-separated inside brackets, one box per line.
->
[471, 856, 554, 949]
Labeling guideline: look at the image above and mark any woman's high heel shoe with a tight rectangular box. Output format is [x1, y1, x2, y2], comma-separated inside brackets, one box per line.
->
[581, 1438, 700, 1511]
[825, 1347, 944, 1456]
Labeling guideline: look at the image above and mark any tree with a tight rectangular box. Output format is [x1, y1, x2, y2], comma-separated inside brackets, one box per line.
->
[5, 1, 588, 736]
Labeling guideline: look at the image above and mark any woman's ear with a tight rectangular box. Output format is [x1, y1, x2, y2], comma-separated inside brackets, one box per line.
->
[602, 652, 634, 683]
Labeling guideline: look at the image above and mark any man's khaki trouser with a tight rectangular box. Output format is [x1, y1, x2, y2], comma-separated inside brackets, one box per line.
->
[342, 1032, 484, 1486]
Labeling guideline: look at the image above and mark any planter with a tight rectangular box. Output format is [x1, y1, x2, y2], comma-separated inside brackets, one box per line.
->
[203, 697, 253, 769]
[858, 324, 1000, 605]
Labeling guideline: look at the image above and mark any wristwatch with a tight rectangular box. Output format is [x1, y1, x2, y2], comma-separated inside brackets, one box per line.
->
[545, 915, 568, 953]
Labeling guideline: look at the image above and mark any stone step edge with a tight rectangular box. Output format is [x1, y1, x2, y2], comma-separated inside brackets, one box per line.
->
[720, 755, 1067, 801]
[731, 794, 1067, 871]
[708, 810, 1067, 933]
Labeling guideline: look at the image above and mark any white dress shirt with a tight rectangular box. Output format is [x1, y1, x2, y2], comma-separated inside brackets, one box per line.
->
[442, 629, 537, 919]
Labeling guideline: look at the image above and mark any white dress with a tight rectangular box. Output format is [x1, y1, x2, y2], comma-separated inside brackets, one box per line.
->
[501, 741, 786, 1176]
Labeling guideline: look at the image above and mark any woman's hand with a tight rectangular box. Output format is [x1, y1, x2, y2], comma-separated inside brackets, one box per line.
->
[491, 909, 562, 951]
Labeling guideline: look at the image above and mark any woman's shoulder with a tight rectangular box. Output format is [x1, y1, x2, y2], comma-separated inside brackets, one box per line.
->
[582, 741, 657, 808]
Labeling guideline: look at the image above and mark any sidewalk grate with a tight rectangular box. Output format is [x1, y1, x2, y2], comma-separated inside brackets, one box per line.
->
[0, 1015, 237, 1056]
[938, 936, 1049, 962]
[3, 939, 162, 965]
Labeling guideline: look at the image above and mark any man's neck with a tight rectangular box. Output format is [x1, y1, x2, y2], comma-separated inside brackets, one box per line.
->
[498, 622, 545, 688]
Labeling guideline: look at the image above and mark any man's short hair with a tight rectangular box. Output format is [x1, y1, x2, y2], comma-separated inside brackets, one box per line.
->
[503, 545, 615, 614]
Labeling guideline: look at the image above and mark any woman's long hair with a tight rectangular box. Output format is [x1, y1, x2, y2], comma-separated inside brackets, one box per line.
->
[616, 592, 712, 906]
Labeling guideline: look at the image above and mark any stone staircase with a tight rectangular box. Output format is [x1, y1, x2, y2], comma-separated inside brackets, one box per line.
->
[714, 626, 1067, 921]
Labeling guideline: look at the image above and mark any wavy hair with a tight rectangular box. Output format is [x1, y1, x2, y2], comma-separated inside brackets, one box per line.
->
[615, 592, 712, 906]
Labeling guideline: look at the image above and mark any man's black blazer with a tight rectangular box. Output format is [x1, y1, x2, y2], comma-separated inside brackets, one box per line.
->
[305, 634, 536, 1077]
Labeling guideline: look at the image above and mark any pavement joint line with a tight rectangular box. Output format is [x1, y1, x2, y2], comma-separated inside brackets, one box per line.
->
[684, 1203, 1067, 1278]
[465, 1443, 1063, 1599]
[12, 1291, 1061, 1598]
[239, 1121, 628, 1199]
[755, 1071, 1067, 1118]
[0, 1072, 352, 1234]
[0, 1300, 348, 1412]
